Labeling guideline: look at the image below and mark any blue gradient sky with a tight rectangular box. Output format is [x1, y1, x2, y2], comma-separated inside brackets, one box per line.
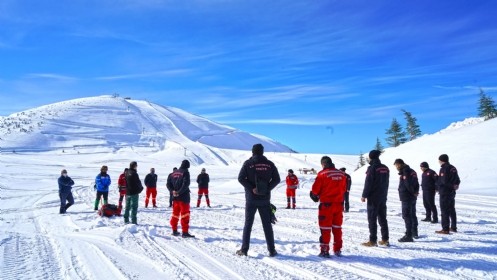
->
[1, 1, 496, 154]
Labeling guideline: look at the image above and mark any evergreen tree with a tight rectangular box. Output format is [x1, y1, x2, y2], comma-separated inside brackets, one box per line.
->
[478, 88, 497, 120]
[355, 151, 366, 170]
[402, 109, 422, 141]
[374, 137, 384, 153]
[385, 118, 407, 147]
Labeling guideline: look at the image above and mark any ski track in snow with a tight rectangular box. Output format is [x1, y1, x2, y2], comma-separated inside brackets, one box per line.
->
[2, 151, 497, 280]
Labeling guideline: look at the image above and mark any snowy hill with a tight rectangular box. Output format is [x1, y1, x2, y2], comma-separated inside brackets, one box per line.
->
[0, 95, 293, 157]
[1, 112, 496, 279]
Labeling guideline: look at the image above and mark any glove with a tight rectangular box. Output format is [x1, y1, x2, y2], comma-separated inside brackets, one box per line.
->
[309, 191, 319, 202]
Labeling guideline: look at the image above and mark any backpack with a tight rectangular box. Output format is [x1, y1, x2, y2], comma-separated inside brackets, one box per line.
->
[98, 204, 121, 217]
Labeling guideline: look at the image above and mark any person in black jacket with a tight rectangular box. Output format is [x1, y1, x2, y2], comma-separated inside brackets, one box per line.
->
[435, 154, 460, 234]
[236, 144, 281, 257]
[196, 168, 211, 207]
[394, 159, 420, 242]
[144, 168, 158, 208]
[420, 162, 438, 223]
[124, 161, 144, 224]
[167, 160, 195, 238]
[361, 150, 390, 247]
[58, 169, 75, 214]
[340, 167, 352, 212]
[166, 167, 177, 207]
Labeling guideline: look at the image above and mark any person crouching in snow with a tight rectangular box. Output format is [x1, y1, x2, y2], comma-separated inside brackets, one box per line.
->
[94, 165, 111, 210]
[58, 169, 75, 214]
[117, 168, 128, 209]
[310, 156, 347, 258]
[144, 168, 158, 208]
[285, 169, 299, 209]
[167, 160, 195, 238]
[196, 168, 210, 207]
[124, 161, 143, 224]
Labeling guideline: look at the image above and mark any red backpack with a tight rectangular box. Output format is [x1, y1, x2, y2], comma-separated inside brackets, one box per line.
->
[98, 204, 122, 217]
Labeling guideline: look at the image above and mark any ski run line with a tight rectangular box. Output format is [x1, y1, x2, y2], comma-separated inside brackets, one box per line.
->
[262, 257, 329, 280]
[143, 234, 244, 280]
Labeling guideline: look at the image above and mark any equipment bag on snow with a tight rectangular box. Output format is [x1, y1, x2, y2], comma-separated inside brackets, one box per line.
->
[98, 204, 122, 217]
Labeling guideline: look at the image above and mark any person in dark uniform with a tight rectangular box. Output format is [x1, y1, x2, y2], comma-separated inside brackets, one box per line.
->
[361, 150, 390, 247]
[394, 159, 419, 242]
[435, 154, 460, 234]
[420, 162, 438, 223]
[236, 144, 281, 257]
[340, 167, 352, 212]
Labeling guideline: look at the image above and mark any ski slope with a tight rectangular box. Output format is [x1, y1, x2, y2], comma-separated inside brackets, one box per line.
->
[1, 98, 497, 279]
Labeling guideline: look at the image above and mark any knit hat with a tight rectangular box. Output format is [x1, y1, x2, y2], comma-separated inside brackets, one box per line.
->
[369, 150, 381, 160]
[339, 167, 346, 171]
[420, 162, 429, 168]
[252, 143, 264, 156]
[288, 169, 294, 174]
[61, 169, 67, 175]
[393, 158, 405, 165]
[439, 154, 449, 163]
[180, 159, 190, 169]
[129, 161, 137, 169]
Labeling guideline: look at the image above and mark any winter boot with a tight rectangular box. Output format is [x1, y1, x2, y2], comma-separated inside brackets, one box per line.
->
[196, 200, 201, 208]
[94, 199, 99, 211]
[421, 217, 431, 222]
[413, 229, 419, 239]
[172, 230, 180, 236]
[334, 251, 342, 257]
[378, 240, 390, 246]
[182, 232, 195, 238]
[318, 251, 331, 258]
[361, 241, 378, 247]
[269, 250, 278, 257]
[236, 249, 247, 256]
[398, 235, 414, 242]
[207, 198, 211, 208]
[435, 230, 450, 234]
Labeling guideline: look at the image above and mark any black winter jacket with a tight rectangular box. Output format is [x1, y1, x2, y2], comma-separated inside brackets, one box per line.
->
[421, 168, 438, 192]
[398, 165, 419, 201]
[197, 173, 210, 189]
[437, 162, 460, 195]
[238, 155, 281, 202]
[362, 159, 390, 203]
[166, 168, 191, 203]
[126, 169, 143, 196]
[144, 173, 158, 188]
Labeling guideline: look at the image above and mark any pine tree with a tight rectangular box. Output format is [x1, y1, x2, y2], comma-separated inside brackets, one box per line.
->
[385, 118, 407, 147]
[478, 88, 497, 120]
[402, 109, 422, 141]
[355, 151, 366, 170]
[374, 137, 384, 153]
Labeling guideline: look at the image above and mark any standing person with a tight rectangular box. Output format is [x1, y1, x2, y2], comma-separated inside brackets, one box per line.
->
[236, 144, 281, 257]
[436, 154, 460, 234]
[168, 160, 195, 238]
[144, 168, 158, 208]
[420, 162, 438, 223]
[94, 165, 111, 210]
[285, 169, 299, 209]
[166, 167, 177, 208]
[310, 157, 347, 257]
[196, 168, 211, 207]
[340, 167, 352, 212]
[361, 150, 390, 247]
[117, 168, 128, 209]
[124, 161, 143, 224]
[394, 159, 420, 242]
[58, 169, 75, 214]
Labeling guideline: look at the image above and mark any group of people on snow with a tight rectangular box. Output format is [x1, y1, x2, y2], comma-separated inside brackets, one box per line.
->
[57, 144, 460, 258]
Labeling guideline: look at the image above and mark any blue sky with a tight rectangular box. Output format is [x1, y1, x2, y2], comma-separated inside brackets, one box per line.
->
[1, 1, 497, 154]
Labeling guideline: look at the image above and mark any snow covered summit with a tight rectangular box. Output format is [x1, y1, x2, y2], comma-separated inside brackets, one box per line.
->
[0, 95, 292, 154]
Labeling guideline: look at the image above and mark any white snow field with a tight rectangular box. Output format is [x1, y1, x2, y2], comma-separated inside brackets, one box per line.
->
[1, 96, 496, 280]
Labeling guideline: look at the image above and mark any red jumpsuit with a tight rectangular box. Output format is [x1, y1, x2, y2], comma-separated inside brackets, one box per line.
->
[117, 173, 127, 208]
[286, 174, 299, 208]
[311, 167, 347, 254]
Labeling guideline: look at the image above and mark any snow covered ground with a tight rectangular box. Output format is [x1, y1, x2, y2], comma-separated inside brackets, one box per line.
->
[1, 97, 497, 279]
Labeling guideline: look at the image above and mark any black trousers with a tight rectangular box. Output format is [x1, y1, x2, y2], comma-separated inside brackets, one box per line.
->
[59, 191, 74, 214]
[401, 199, 418, 236]
[241, 199, 275, 253]
[343, 192, 350, 211]
[367, 200, 389, 242]
[440, 192, 457, 231]
[422, 190, 438, 221]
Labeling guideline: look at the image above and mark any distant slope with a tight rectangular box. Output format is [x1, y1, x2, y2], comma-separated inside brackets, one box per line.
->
[353, 117, 497, 195]
[0, 95, 292, 154]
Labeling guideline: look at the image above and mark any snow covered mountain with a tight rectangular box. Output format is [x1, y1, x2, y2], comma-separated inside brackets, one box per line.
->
[0, 95, 293, 155]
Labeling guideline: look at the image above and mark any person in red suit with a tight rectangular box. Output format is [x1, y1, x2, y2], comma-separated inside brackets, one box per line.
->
[117, 168, 128, 209]
[285, 169, 299, 209]
[310, 156, 347, 258]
